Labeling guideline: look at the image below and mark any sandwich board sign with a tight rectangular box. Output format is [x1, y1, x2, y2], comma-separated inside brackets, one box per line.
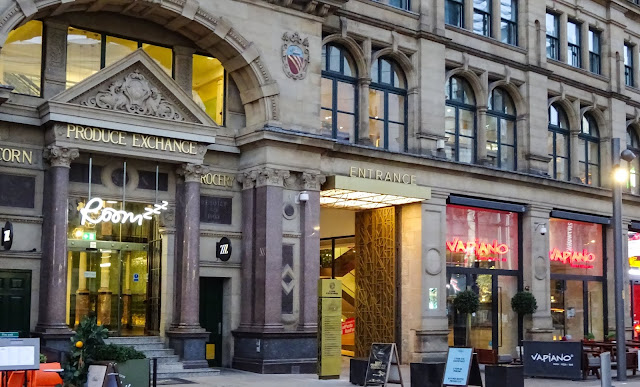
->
[442, 347, 473, 386]
[364, 343, 404, 386]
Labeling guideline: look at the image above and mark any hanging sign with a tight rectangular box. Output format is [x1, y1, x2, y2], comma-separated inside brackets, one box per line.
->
[79, 198, 168, 226]
[216, 237, 232, 261]
[2, 221, 13, 250]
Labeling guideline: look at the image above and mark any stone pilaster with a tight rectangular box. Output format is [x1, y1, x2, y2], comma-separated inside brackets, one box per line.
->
[237, 170, 258, 329]
[358, 77, 372, 145]
[167, 163, 209, 369]
[35, 145, 78, 351]
[476, 106, 488, 164]
[173, 46, 196, 94]
[42, 20, 69, 98]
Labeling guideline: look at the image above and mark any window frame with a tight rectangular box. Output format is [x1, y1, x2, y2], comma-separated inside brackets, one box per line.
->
[369, 57, 408, 152]
[500, 0, 518, 46]
[321, 44, 359, 142]
[473, 0, 492, 37]
[193, 51, 227, 127]
[486, 88, 517, 171]
[445, 76, 477, 164]
[567, 19, 582, 68]
[373, 0, 410, 10]
[546, 12, 560, 61]
[445, 0, 465, 28]
[627, 127, 640, 194]
[548, 104, 571, 181]
[588, 28, 601, 75]
[578, 114, 600, 186]
[625, 42, 634, 87]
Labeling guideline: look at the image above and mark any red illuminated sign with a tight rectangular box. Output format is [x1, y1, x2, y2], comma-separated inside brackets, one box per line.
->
[342, 317, 355, 335]
[549, 248, 596, 269]
[446, 238, 509, 262]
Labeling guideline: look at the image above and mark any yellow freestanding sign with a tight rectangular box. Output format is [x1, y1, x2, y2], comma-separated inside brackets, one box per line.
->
[318, 279, 342, 379]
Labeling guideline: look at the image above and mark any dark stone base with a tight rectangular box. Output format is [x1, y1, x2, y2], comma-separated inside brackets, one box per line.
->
[167, 328, 210, 368]
[349, 358, 367, 386]
[410, 362, 445, 387]
[232, 330, 317, 374]
[33, 325, 74, 354]
[485, 365, 524, 387]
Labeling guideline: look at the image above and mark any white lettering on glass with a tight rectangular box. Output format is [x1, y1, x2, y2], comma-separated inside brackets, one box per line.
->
[80, 197, 169, 226]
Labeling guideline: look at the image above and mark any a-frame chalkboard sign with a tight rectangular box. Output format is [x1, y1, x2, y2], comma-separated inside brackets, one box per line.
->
[364, 343, 404, 386]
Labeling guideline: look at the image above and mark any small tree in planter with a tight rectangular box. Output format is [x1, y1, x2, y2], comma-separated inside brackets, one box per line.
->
[453, 290, 480, 347]
[511, 291, 538, 316]
[61, 316, 108, 387]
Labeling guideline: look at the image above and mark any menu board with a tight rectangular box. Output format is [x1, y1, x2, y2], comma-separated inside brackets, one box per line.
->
[365, 343, 394, 385]
[443, 347, 473, 386]
[0, 338, 40, 371]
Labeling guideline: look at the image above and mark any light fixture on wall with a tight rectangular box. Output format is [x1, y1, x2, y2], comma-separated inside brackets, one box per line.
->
[436, 139, 445, 150]
[534, 222, 547, 235]
[296, 191, 309, 203]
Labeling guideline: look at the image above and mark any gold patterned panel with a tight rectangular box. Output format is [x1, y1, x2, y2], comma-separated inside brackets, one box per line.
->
[355, 207, 396, 358]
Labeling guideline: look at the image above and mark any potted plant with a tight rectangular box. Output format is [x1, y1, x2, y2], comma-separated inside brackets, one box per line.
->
[585, 332, 596, 342]
[61, 316, 109, 387]
[511, 291, 538, 316]
[453, 290, 480, 347]
[605, 332, 616, 342]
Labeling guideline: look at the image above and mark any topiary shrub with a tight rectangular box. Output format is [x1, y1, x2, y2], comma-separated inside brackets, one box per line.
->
[511, 291, 538, 315]
[453, 290, 480, 315]
[95, 344, 146, 363]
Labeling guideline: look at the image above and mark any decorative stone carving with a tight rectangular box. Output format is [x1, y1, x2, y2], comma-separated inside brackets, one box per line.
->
[534, 255, 547, 280]
[425, 248, 442, 276]
[177, 163, 209, 183]
[83, 71, 184, 121]
[43, 145, 79, 168]
[256, 168, 290, 187]
[237, 170, 258, 190]
[281, 32, 309, 80]
[159, 208, 175, 228]
[301, 172, 326, 191]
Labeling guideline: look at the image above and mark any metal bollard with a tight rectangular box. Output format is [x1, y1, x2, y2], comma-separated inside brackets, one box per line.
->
[601, 352, 612, 387]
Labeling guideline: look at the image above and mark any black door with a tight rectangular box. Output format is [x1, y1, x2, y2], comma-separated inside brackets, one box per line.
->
[199, 277, 223, 367]
[0, 270, 31, 337]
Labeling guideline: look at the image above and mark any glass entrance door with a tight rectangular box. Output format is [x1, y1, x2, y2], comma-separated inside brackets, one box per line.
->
[67, 247, 150, 336]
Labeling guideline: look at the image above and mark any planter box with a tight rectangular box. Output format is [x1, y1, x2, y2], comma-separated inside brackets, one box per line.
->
[485, 364, 524, 387]
[349, 358, 368, 385]
[89, 359, 150, 387]
[410, 362, 445, 387]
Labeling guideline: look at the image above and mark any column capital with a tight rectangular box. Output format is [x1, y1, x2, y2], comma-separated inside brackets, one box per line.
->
[43, 145, 79, 168]
[256, 167, 290, 187]
[173, 45, 197, 56]
[177, 163, 208, 183]
[358, 77, 372, 86]
[237, 170, 259, 190]
[301, 172, 326, 191]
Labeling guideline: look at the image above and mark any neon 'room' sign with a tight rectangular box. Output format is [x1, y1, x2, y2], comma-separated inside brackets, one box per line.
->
[80, 197, 169, 226]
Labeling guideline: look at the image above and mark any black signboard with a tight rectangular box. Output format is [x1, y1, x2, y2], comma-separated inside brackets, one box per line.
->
[364, 343, 403, 386]
[523, 341, 582, 380]
[216, 237, 232, 261]
[2, 221, 13, 250]
[200, 196, 232, 224]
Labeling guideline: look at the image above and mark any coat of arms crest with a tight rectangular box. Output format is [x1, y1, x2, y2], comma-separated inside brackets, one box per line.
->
[282, 32, 309, 80]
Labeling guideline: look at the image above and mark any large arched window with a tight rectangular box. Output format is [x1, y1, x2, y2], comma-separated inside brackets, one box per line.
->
[627, 127, 640, 194]
[548, 104, 570, 181]
[0, 20, 43, 96]
[487, 88, 517, 170]
[321, 44, 357, 142]
[369, 57, 407, 152]
[579, 114, 600, 186]
[445, 76, 476, 163]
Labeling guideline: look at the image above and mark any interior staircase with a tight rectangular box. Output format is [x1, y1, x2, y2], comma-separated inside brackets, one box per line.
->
[104, 336, 220, 380]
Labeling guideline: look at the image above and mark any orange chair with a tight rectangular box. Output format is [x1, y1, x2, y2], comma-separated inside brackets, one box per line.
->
[7, 370, 33, 387]
[33, 363, 63, 387]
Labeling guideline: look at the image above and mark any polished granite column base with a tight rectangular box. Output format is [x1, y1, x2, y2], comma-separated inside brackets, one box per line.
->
[33, 325, 74, 353]
[167, 328, 210, 369]
[232, 330, 317, 374]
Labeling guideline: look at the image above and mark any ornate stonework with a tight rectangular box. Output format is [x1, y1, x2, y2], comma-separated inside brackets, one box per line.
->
[83, 71, 184, 121]
[301, 172, 326, 191]
[237, 170, 258, 190]
[177, 163, 209, 183]
[281, 32, 309, 80]
[256, 168, 290, 187]
[43, 145, 79, 168]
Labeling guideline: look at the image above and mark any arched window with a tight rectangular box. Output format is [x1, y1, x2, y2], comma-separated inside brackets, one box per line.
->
[487, 88, 517, 170]
[320, 44, 357, 142]
[548, 104, 570, 181]
[579, 114, 600, 186]
[445, 76, 476, 163]
[0, 20, 43, 96]
[369, 57, 407, 152]
[627, 127, 640, 194]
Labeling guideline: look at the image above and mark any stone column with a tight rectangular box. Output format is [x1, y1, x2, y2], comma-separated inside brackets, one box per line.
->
[42, 20, 69, 99]
[358, 77, 372, 145]
[97, 252, 112, 327]
[167, 163, 209, 369]
[559, 13, 569, 64]
[298, 172, 325, 331]
[580, 22, 589, 71]
[75, 252, 90, 326]
[414, 191, 449, 363]
[490, 0, 501, 40]
[35, 145, 78, 351]
[122, 252, 132, 329]
[476, 106, 488, 164]
[173, 46, 196, 94]
[237, 170, 258, 329]
[463, 0, 474, 31]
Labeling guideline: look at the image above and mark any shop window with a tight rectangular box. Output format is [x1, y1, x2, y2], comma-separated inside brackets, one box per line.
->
[549, 218, 603, 276]
[320, 44, 357, 142]
[0, 20, 43, 96]
[567, 20, 582, 68]
[627, 127, 640, 194]
[369, 57, 407, 152]
[445, 205, 519, 270]
[546, 12, 560, 60]
[445, 76, 476, 163]
[548, 103, 570, 181]
[192, 54, 225, 126]
[500, 0, 517, 46]
[473, 0, 491, 37]
[579, 114, 600, 186]
[446, 0, 464, 27]
[486, 88, 516, 170]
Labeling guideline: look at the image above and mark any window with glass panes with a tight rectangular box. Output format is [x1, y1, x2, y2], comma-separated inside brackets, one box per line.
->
[546, 12, 560, 60]
[66, 27, 172, 88]
[320, 44, 357, 142]
[0, 20, 42, 96]
[487, 88, 516, 170]
[373, 0, 410, 10]
[579, 114, 600, 186]
[473, 0, 491, 36]
[500, 0, 517, 45]
[588, 29, 601, 75]
[548, 104, 570, 181]
[627, 127, 640, 194]
[625, 43, 634, 87]
[192, 54, 225, 126]
[369, 58, 407, 152]
[567, 20, 581, 68]
[446, 0, 464, 27]
[445, 76, 476, 164]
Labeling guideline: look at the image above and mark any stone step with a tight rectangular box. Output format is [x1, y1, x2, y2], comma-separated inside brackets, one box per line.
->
[136, 348, 176, 358]
[118, 342, 165, 350]
[105, 336, 164, 345]
[156, 367, 220, 380]
[148, 354, 180, 364]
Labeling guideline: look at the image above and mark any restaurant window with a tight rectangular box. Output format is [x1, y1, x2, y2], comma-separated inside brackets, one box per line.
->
[546, 12, 560, 60]
[445, 76, 476, 163]
[567, 20, 581, 68]
[192, 54, 225, 126]
[625, 43, 634, 87]
[0, 20, 43, 96]
[446, 0, 464, 27]
[549, 218, 605, 341]
[548, 103, 570, 181]
[579, 114, 600, 186]
[500, 0, 517, 45]
[369, 57, 407, 152]
[473, 0, 491, 37]
[486, 88, 516, 171]
[589, 29, 601, 75]
[321, 44, 357, 142]
[627, 127, 640, 194]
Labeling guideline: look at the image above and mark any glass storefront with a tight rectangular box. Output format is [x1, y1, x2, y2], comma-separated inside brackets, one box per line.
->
[446, 204, 520, 357]
[549, 218, 605, 340]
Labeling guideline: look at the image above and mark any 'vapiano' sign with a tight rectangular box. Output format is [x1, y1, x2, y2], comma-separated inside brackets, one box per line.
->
[80, 197, 168, 226]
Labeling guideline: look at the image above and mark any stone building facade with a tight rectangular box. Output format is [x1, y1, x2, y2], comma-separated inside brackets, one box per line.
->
[1, 0, 640, 374]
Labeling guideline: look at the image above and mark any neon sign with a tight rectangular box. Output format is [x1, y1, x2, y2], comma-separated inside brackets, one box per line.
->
[446, 238, 509, 262]
[80, 197, 169, 226]
[549, 248, 596, 269]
